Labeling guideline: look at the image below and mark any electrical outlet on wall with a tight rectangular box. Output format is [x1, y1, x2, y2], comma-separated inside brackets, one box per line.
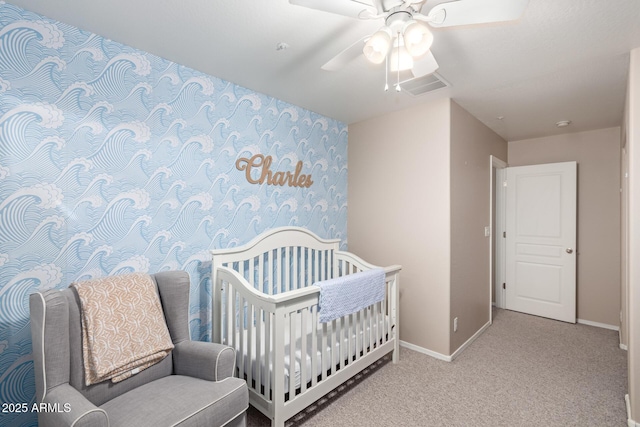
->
[453, 317, 458, 332]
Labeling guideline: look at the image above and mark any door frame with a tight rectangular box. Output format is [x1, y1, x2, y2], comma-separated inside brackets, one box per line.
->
[490, 155, 508, 319]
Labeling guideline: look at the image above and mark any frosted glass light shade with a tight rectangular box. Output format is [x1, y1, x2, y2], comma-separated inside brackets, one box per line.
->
[389, 45, 414, 72]
[363, 28, 392, 64]
[403, 21, 433, 57]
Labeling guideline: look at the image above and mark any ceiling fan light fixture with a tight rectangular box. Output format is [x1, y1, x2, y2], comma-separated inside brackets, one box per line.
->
[363, 27, 392, 65]
[403, 20, 433, 57]
[389, 45, 414, 72]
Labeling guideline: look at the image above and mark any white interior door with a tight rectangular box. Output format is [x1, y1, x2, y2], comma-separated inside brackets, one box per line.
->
[505, 162, 577, 323]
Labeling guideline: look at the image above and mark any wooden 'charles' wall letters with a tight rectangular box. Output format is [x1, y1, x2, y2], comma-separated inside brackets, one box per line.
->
[235, 154, 314, 188]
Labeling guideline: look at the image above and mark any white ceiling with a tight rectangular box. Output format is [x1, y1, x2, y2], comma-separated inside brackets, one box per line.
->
[6, 0, 640, 141]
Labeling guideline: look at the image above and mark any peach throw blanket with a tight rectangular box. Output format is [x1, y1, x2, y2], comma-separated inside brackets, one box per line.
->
[71, 272, 174, 385]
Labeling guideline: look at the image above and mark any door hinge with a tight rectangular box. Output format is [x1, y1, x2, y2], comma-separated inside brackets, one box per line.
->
[503, 180, 507, 187]
[502, 283, 506, 290]
[503, 231, 506, 238]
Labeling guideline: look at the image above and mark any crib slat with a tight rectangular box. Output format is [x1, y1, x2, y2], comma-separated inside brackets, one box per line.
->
[378, 299, 383, 345]
[343, 315, 348, 367]
[306, 248, 312, 287]
[246, 259, 253, 288]
[351, 313, 357, 364]
[300, 308, 308, 393]
[331, 320, 337, 375]
[238, 295, 245, 380]
[339, 317, 345, 370]
[273, 308, 285, 410]
[315, 249, 320, 282]
[294, 247, 300, 290]
[363, 307, 369, 356]
[367, 306, 374, 351]
[386, 281, 391, 342]
[360, 309, 366, 357]
[231, 288, 237, 354]
[222, 281, 229, 346]
[268, 251, 278, 295]
[348, 313, 353, 365]
[354, 312, 360, 362]
[352, 311, 358, 361]
[324, 250, 328, 279]
[378, 302, 382, 345]
[265, 310, 271, 399]
[227, 284, 233, 347]
[311, 306, 318, 387]
[285, 247, 291, 292]
[321, 322, 328, 380]
[276, 248, 286, 294]
[256, 306, 262, 394]
[372, 301, 378, 349]
[251, 257, 265, 292]
[289, 312, 296, 397]
[247, 302, 253, 387]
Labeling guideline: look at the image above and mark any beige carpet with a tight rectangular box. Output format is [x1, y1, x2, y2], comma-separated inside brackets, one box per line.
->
[247, 308, 628, 427]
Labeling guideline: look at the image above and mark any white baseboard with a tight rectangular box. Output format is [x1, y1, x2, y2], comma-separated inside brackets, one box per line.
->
[450, 321, 491, 361]
[577, 318, 620, 331]
[400, 340, 452, 362]
[400, 321, 491, 363]
[626, 394, 639, 426]
[620, 329, 628, 350]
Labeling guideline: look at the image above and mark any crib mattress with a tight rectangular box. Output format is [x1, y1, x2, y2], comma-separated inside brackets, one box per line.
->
[236, 315, 389, 393]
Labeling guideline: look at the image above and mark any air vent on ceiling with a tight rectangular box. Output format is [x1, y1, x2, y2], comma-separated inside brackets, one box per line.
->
[398, 72, 449, 96]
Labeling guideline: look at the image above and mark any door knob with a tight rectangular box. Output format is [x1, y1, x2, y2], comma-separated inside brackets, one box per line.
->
[566, 248, 573, 254]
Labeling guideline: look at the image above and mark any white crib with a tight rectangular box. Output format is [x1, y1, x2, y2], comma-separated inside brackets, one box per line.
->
[211, 227, 401, 427]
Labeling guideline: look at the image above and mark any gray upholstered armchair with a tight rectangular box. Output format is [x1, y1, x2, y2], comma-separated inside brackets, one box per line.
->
[29, 270, 248, 427]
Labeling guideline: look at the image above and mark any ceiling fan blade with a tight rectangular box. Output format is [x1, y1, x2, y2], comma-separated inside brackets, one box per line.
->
[380, 0, 406, 11]
[426, 0, 529, 28]
[321, 36, 369, 71]
[411, 51, 439, 77]
[290, 0, 376, 19]
[372, 0, 385, 14]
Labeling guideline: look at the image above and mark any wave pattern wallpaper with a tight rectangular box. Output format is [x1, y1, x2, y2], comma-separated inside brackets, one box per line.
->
[0, 3, 347, 425]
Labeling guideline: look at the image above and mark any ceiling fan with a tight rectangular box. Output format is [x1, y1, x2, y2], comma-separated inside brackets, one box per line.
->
[290, 0, 529, 91]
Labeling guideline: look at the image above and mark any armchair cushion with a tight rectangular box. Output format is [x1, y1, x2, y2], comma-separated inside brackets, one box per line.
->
[100, 375, 248, 427]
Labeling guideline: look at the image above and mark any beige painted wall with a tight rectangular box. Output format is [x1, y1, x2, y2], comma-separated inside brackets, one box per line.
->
[625, 47, 640, 423]
[348, 97, 451, 355]
[449, 101, 507, 353]
[508, 127, 621, 326]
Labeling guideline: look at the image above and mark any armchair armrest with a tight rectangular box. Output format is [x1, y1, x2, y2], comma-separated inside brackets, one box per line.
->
[40, 383, 108, 427]
[173, 341, 236, 381]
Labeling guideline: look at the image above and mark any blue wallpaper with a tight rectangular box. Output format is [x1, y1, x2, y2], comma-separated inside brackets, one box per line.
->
[0, 3, 347, 425]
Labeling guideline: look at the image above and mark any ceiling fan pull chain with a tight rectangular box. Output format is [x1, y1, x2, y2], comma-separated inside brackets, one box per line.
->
[385, 54, 389, 91]
[396, 31, 402, 92]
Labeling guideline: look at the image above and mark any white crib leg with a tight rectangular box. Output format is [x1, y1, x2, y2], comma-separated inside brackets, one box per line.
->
[272, 414, 285, 427]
